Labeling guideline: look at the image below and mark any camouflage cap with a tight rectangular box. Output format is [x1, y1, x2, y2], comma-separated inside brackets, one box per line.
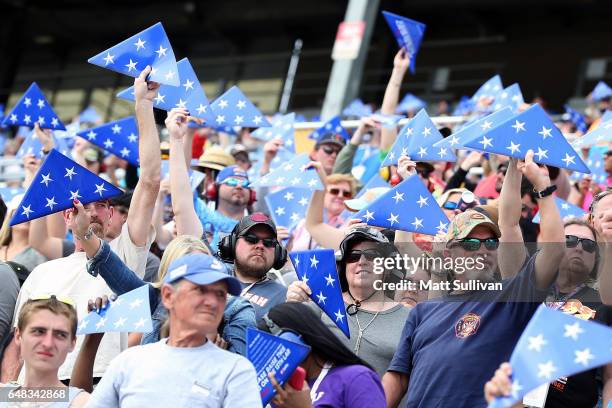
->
[445, 209, 501, 242]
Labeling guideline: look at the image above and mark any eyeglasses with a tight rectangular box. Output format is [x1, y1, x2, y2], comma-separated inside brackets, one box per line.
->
[454, 237, 499, 251]
[241, 233, 277, 248]
[220, 177, 250, 188]
[29, 294, 76, 308]
[321, 145, 341, 155]
[345, 249, 382, 263]
[328, 188, 352, 199]
[565, 235, 597, 253]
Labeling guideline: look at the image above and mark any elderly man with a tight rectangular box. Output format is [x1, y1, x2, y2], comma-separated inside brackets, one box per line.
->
[382, 151, 566, 407]
[86, 253, 261, 407]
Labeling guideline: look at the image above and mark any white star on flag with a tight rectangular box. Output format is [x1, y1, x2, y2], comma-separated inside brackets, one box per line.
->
[120, 147, 130, 158]
[324, 274, 335, 287]
[527, 334, 547, 352]
[507, 141, 521, 154]
[94, 183, 108, 197]
[37, 99, 45, 109]
[64, 167, 77, 180]
[154, 93, 166, 105]
[316, 291, 327, 305]
[416, 195, 429, 207]
[564, 322, 584, 340]
[511, 120, 526, 132]
[310, 255, 319, 268]
[392, 191, 404, 203]
[387, 213, 399, 225]
[363, 210, 375, 222]
[537, 360, 557, 378]
[411, 217, 423, 229]
[111, 124, 122, 134]
[24, 98, 32, 107]
[275, 207, 285, 216]
[574, 348, 594, 366]
[45, 197, 57, 210]
[69, 190, 82, 201]
[125, 59, 138, 72]
[129, 298, 143, 309]
[134, 38, 146, 51]
[183, 79, 194, 91]
[155, 45, 167, 58]
[40, 173, 53, 187]
[21, 205, 34, 218]
[236, 100, 246, 109]
[104, 139, 114, 149]
[538, 126, 552, 139]
[334, 310, 345, 323]
[103, 53, 114, 65]
[87, 131, 97, 140]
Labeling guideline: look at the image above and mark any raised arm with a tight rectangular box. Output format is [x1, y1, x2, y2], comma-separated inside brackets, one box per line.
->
[599, 208, 612, 304]
[167, 108, 203, 238]
[152, 178, 174, 247]
[498, 157, 528, 278]
[380, 49, 410, 152]
[518, 150, 565, 290]
[128, 66, 162, 247]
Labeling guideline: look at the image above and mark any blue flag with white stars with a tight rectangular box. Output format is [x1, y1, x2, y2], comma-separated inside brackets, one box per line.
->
[433, 107, 515, 151]
[88, 22, 179, 86]
[492, 83, 524, 112]
[353, 174, 449, 235]
[573, 118, 612, 148]
[569, 146, 609, 186]
[251, 113, 296, 152]
[16, 129, 71, 159]
[209, 86, 271, 128]
[10, 149, 122, 226]
[463, 104, 590, 173]
[251, 154, 324, 190]
[117, 58, 216, 124]
[342, 99, 372, 118]
[307, 116, 350, 141]
[2, 83, 65, 130]
[265, 187, 312, 231]
[488, 305, 612, 408]
[472, 75, 503, 102]
[77, 285, 153, 335]
[452, 96, 475, 116]
[290, 249, 350, 338]
[396, 93, 426, 114]
[78, 106, 102, 124]
[564, 105, 588, 134]
[532, 196, 586, 224]
[601, 110, 612, 123]
[381, 109, 457, 165]
[382, 11, 426, 74]
[76, 117, 139, 166]
[591, 81, 612, 101]
[339, 173, 388, 220]
[371, 113, 404, 128]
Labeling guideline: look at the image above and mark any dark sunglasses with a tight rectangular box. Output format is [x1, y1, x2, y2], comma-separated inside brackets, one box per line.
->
[455, 237, 499, 251]
[345, 249, 382, 263]
[321, 145, 341, 155]
[220, 177, 250, 188]
[565, 235, 597, 253]
[328, 188, 352, 199]
[241, 233, 277, 248]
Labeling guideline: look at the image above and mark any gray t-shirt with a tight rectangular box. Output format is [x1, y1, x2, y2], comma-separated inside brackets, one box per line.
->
[239, 279, 287, 322]
[0, 262, 19, 347]
[12, 247, 47, 274]
[87, 339, 261, 408]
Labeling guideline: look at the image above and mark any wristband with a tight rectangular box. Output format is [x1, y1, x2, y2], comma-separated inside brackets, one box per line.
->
[533, 184, 557, 199]
[75, 226, 94, 241]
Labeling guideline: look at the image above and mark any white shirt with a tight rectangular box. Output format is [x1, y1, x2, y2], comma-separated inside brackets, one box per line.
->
[13, 223, 155, 380]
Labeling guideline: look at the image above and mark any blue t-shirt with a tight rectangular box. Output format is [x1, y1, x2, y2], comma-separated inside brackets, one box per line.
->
[194, 197, 238, 252]
[240, 279, 287, 322]
[388, 254, 548, 408]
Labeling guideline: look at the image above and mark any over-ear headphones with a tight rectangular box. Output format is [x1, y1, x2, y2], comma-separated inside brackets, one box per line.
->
[206, 182, 257, 206]
[218, 222, 287, 270]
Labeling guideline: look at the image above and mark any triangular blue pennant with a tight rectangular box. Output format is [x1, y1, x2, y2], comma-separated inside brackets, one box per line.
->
[382, 11, 426, 74]
[452, 96, 475, 116]
[290, 249, 350, 338]
[564, 105, 588, 134]
[569, 146, 609, 186]
[492, 83, 524, 112]
[396, 93, 426, 114]
[10, 149, 122, 225]
[2, 83, 65, 130]
[251, 113, 296, 152]
[16, 129, 71, 160]
[307, 116, 350, 141]
[463, 104, 590, 173]
[532, 196, 587, 224]
[88, 22, 180, 86]
[76, 117, 139, 166]
[77, 285, 153, 334]
[472, 75, 503, 102]
[342, 99, 372, 118]
[591, 81, 612, 101]
[78, 106, 102, 123]
[246, 327, 311, 406]
[572, 118, 612, 148]
[265, 187, 313, 231]
[251, 154, 324, 190]
[209, 86, 271, 128]
[353, 174, 449, 235]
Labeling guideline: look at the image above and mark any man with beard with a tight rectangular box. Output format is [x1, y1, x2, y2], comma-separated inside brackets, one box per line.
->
[1, 67, 161, 383]
[383, 151, 566, 408]
[194, 165, 253, 251]
[219, 213, 287, 321]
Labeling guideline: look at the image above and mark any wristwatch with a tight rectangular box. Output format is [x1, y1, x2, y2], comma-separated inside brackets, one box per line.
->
[75, 226, 95, 241]
[533, 184, 557, 199]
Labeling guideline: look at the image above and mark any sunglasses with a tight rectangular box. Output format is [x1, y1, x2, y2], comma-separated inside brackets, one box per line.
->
[220, 177, 250, 188]
[443, 201, 459, 210]
[565, 235, 597, 253]
[345, 249, 382, 263]
[241, 233, 277, 248]
[454, 237, 499, 251]
[328, 188, 352, 199]
[321, 145, 341, 155]
[29, 294, 76, 308]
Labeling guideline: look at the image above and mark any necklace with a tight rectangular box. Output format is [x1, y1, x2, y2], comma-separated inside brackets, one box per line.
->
[346, 289, 377, 316]
[353, 310, 380, 354]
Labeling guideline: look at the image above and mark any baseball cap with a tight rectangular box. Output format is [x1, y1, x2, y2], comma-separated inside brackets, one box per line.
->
[235, 212, 277, 237]
[344, 187, 390, 212]
[228, 144, 250, 160]
[84, 148, 100, 163]
[445, 209, 501, 242]
[194, 146, 236, 172]
[164, 253, 241, 296]
[315, 131, 346, 149]
[215, 165, 250, 184]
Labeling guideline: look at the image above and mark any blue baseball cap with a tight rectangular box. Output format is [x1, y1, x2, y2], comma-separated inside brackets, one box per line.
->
[164, 253, 242, 296]
[215, 165, 249, 184]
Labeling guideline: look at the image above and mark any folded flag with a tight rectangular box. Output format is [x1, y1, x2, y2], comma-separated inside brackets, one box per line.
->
[382, 109, 457, 166]
[77, 285, 153, 335]
[342, 98, 372, 118]
[246, 327, 311, 406]
[16, 129, 71, 159]
[88, 22, 180, 86]
[452, 96, 475, 116]
[353, 174, 449, 235]
[396, 93, 426, 114]
[371, 113, 404, 128]
[76, 117, 139, 166]
[382, 11, 426, 74]
[251, 113, 296, 152]
[463, 104, 590, 173]
[78, 106, 102, 124]
[209, 86, 271, 128]
[265, 187, 312, 231]
[290, 249, 350, 338]
[340, 173, 388, 220]
[564, 105, 588, 134]
[591, 81, 612, 101]
[492, 83, 524, 112]
[569, 146, 609, 186]
[307, 116, 350, 141]
[472, 75, 503, 102]
[2, 83, 65, 130]
[532, 196, 587, 224]
[572, 119, 612, 148]
[10, 149, 122, 226]
[117, 58, 216, 124]
[251, 154, 324, 190]
[488, 304, 612, 408]
[433, 107, 514, 151]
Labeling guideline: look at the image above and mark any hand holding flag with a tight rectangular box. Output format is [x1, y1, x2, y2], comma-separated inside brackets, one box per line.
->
[133, 66, 161, 104]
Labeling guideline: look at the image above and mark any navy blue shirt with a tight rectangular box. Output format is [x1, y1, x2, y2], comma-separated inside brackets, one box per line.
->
[388, 254, 548, 408]
[240, 278, 287, 321]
